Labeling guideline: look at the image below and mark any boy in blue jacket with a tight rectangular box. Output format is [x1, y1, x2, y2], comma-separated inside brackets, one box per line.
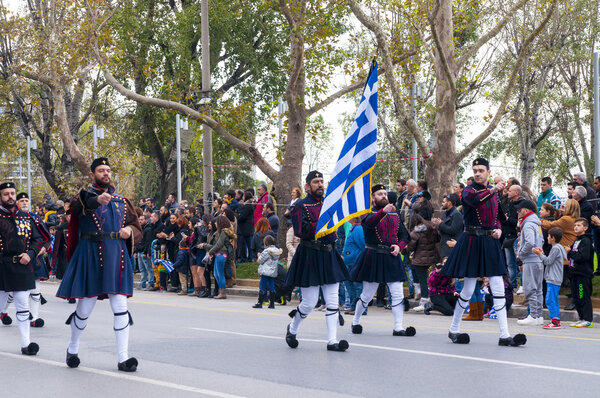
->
[342, 218, 366, 315]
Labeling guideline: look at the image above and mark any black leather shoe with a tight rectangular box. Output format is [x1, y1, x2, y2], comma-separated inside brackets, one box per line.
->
[498, 334, 527, 347]
[448, 331, 470, 344]
[118, 357, 138, 372]
[393, 326, 416, 336]
[21, 342, 39, 356]
[326, 340, 349, 352]
[285, 325, 299, 348]
[30, 318, 45, 328]
[66, 350, 80, 368]
[0, 312, 12, 325]
[564, 303, 576, 311]
[351, 324, 363, 334]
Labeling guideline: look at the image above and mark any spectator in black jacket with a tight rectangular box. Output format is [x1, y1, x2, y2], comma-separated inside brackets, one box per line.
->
[395, 179, 407, 210]
[573, 186, 593, 227]
[574, 172, 597, 211]
[502, 184, 523, 290]
[433, 194, 464, 258]
[264, 202, 280, 243]
[566, 218, 595, 327]
[237, 191, 255, 262]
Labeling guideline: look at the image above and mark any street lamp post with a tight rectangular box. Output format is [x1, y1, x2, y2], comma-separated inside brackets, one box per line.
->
[201, 0, 213, 214]
[176, 115, 188, 203]
[594, 46, 600, 177]
[410, 82, 422, 181]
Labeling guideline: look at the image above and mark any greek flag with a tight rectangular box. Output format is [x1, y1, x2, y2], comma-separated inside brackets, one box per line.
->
[315, 61, 378, 239]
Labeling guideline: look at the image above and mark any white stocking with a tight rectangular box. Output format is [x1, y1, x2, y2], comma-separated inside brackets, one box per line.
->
[388, 282, 405, 332]
[489, 276, 510, 338]
[322, 283, 341, 344]
[109, 294, 132, 363]
[352, 282, 378, 326]
[289, 286, 319, 335]
[13, 290, 31, 347]
[450, 277, 477, 334]
[67, 297, 97, 355]
[29, 280, 41, 320]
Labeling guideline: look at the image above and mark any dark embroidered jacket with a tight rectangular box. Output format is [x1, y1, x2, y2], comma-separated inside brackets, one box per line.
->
[462, 183, 505, 229]
[362, 206, 409, 250]
[290, 193, 335, 243]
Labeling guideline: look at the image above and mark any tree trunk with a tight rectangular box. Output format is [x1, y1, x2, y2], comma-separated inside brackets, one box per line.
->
[425, 0, 458, 206]
[519, 146, 536, 187]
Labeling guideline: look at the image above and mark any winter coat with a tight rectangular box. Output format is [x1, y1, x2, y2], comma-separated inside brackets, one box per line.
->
[254, 193, 271, 225]
[578, 198, 594, 226]
[406, 223, 440, 266]
[568, 233, 594, 278]
[251, 230, 276, 259]
[257, 245, 281, 277]
[237, 202, 255, 237]
[205, 228, 237, 256]
[501, 200, 519, 244]
[517, 212, 544, 263]
[342, 224, 365, 268]
[139, 222, 153, 254]
[173, 248, 191, 273]
[437, 207, 464, 258]
[541, 216, 576, 263]
[266, 212, 280, 242]
[540, 244, 567, 286]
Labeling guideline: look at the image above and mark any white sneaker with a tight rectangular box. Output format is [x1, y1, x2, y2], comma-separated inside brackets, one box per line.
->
[412, 305, 425, 312]
[516, 286, 524, 294]
[516, 315, 540, 325]
[536, 317, 545, 325]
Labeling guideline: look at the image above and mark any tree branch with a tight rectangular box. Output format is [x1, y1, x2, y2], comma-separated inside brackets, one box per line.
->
[348, 0, 429, 155]
[456, 0, 556, 162]
[457, 0, 530, 69]
[379, 114, 410, 158]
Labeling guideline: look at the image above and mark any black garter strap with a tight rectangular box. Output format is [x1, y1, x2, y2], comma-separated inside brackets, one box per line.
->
[30, 293, 41, 303]
[16, 310, 30, 321]
[289, 307, 307, 319]
[354, 297, 368, 309]
[457, 295, 470, 309]
[113, 311, 134, 331]
[325, 307, 344, 326]
[491, 294, 507, 312]
[7, 294, 13, 304]
[66, 311, 88, 330]
[391, 298, 405, 307]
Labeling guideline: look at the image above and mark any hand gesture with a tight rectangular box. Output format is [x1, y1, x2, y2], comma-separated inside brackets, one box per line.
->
[447, 239, 457, 248]
[532, 247, 543, 256]
[432, 218, 442, 226]
[119, 227, 132, 239]
[383, 203, 394, 214]
[97, 192, 112, 206]
[492, 182, 505, 194]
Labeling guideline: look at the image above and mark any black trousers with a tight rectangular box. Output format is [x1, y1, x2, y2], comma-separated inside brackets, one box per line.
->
[571, 275, 593, 322]
[430, 294, 457, 315]
[411, 265, 430, 299]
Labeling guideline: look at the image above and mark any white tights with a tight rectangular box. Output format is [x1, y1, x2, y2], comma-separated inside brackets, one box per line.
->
[67, 294, 132, 362]
[450, 276, 509, 338]
[0, 290, 31, 347]
[289, 283, 341, 344]
[353, 281, 405, 331]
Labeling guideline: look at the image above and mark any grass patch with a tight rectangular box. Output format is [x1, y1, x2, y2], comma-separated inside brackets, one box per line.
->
[236, 262, 259, 279]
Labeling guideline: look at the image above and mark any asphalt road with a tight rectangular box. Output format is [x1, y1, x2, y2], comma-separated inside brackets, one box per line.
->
[1, 281, 599, 397]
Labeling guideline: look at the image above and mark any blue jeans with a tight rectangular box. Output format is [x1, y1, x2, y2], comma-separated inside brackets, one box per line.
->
[505, 246, 519, 288]
[455, 279, 482, 302]
[214, 254, 227, 289]
[137, 253, 154, 288]
[344, 280, 367, 314]
[546, 283, 561, 319]
[259, 275, 275, 291]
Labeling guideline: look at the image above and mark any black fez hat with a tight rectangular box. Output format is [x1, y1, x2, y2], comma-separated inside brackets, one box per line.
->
[306, 170, 323, 184]
[0, 182, 16, 191]
[91, 157, 110, 172]
[371, 184, 386, 194]
[514, 200, 537, 213]
[472, 157, 490, 169]
[16, 192, 29, 201]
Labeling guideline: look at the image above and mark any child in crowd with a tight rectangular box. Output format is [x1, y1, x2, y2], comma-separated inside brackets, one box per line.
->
[566, 218, 595, 328]
[482, 276, 513, 318]
[173, 240, 191, 296]
[515, 200, 545, 326]
[342, 217, 366, 316]
[253, 235, 281, 309]
[533, 227, 567, 329]
[425, 261, 458, 316]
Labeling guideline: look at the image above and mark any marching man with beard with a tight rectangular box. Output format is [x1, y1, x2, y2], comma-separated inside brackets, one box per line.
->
[0, 182, 49, 355]
[441, 158, 526, 347]
[349, 184, 415, 337]
[56, 158, 142, 371]
[284, 171, 350, 352]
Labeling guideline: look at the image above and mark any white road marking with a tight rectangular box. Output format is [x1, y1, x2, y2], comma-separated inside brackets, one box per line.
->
[0, 351, 245, 398]
[190, 327, 600, 377]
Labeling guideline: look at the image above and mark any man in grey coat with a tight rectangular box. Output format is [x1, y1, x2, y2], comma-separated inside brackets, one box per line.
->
[515, 200, 545, 326]
[433, 194, 464, 258]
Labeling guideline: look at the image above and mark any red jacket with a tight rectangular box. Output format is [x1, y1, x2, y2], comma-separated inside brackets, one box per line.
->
[254, 193, 271, 226]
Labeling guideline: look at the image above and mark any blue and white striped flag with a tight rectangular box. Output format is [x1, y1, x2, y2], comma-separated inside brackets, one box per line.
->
[315, 61, 378, 239]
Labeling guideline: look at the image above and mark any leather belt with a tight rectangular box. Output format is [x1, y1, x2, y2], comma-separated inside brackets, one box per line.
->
[464, 227, 494, 237]
[81, 231, 120, 242]
[365, 244, 393, 254]
[0, 255, 22, 263]
[300, 239, 334, 252]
